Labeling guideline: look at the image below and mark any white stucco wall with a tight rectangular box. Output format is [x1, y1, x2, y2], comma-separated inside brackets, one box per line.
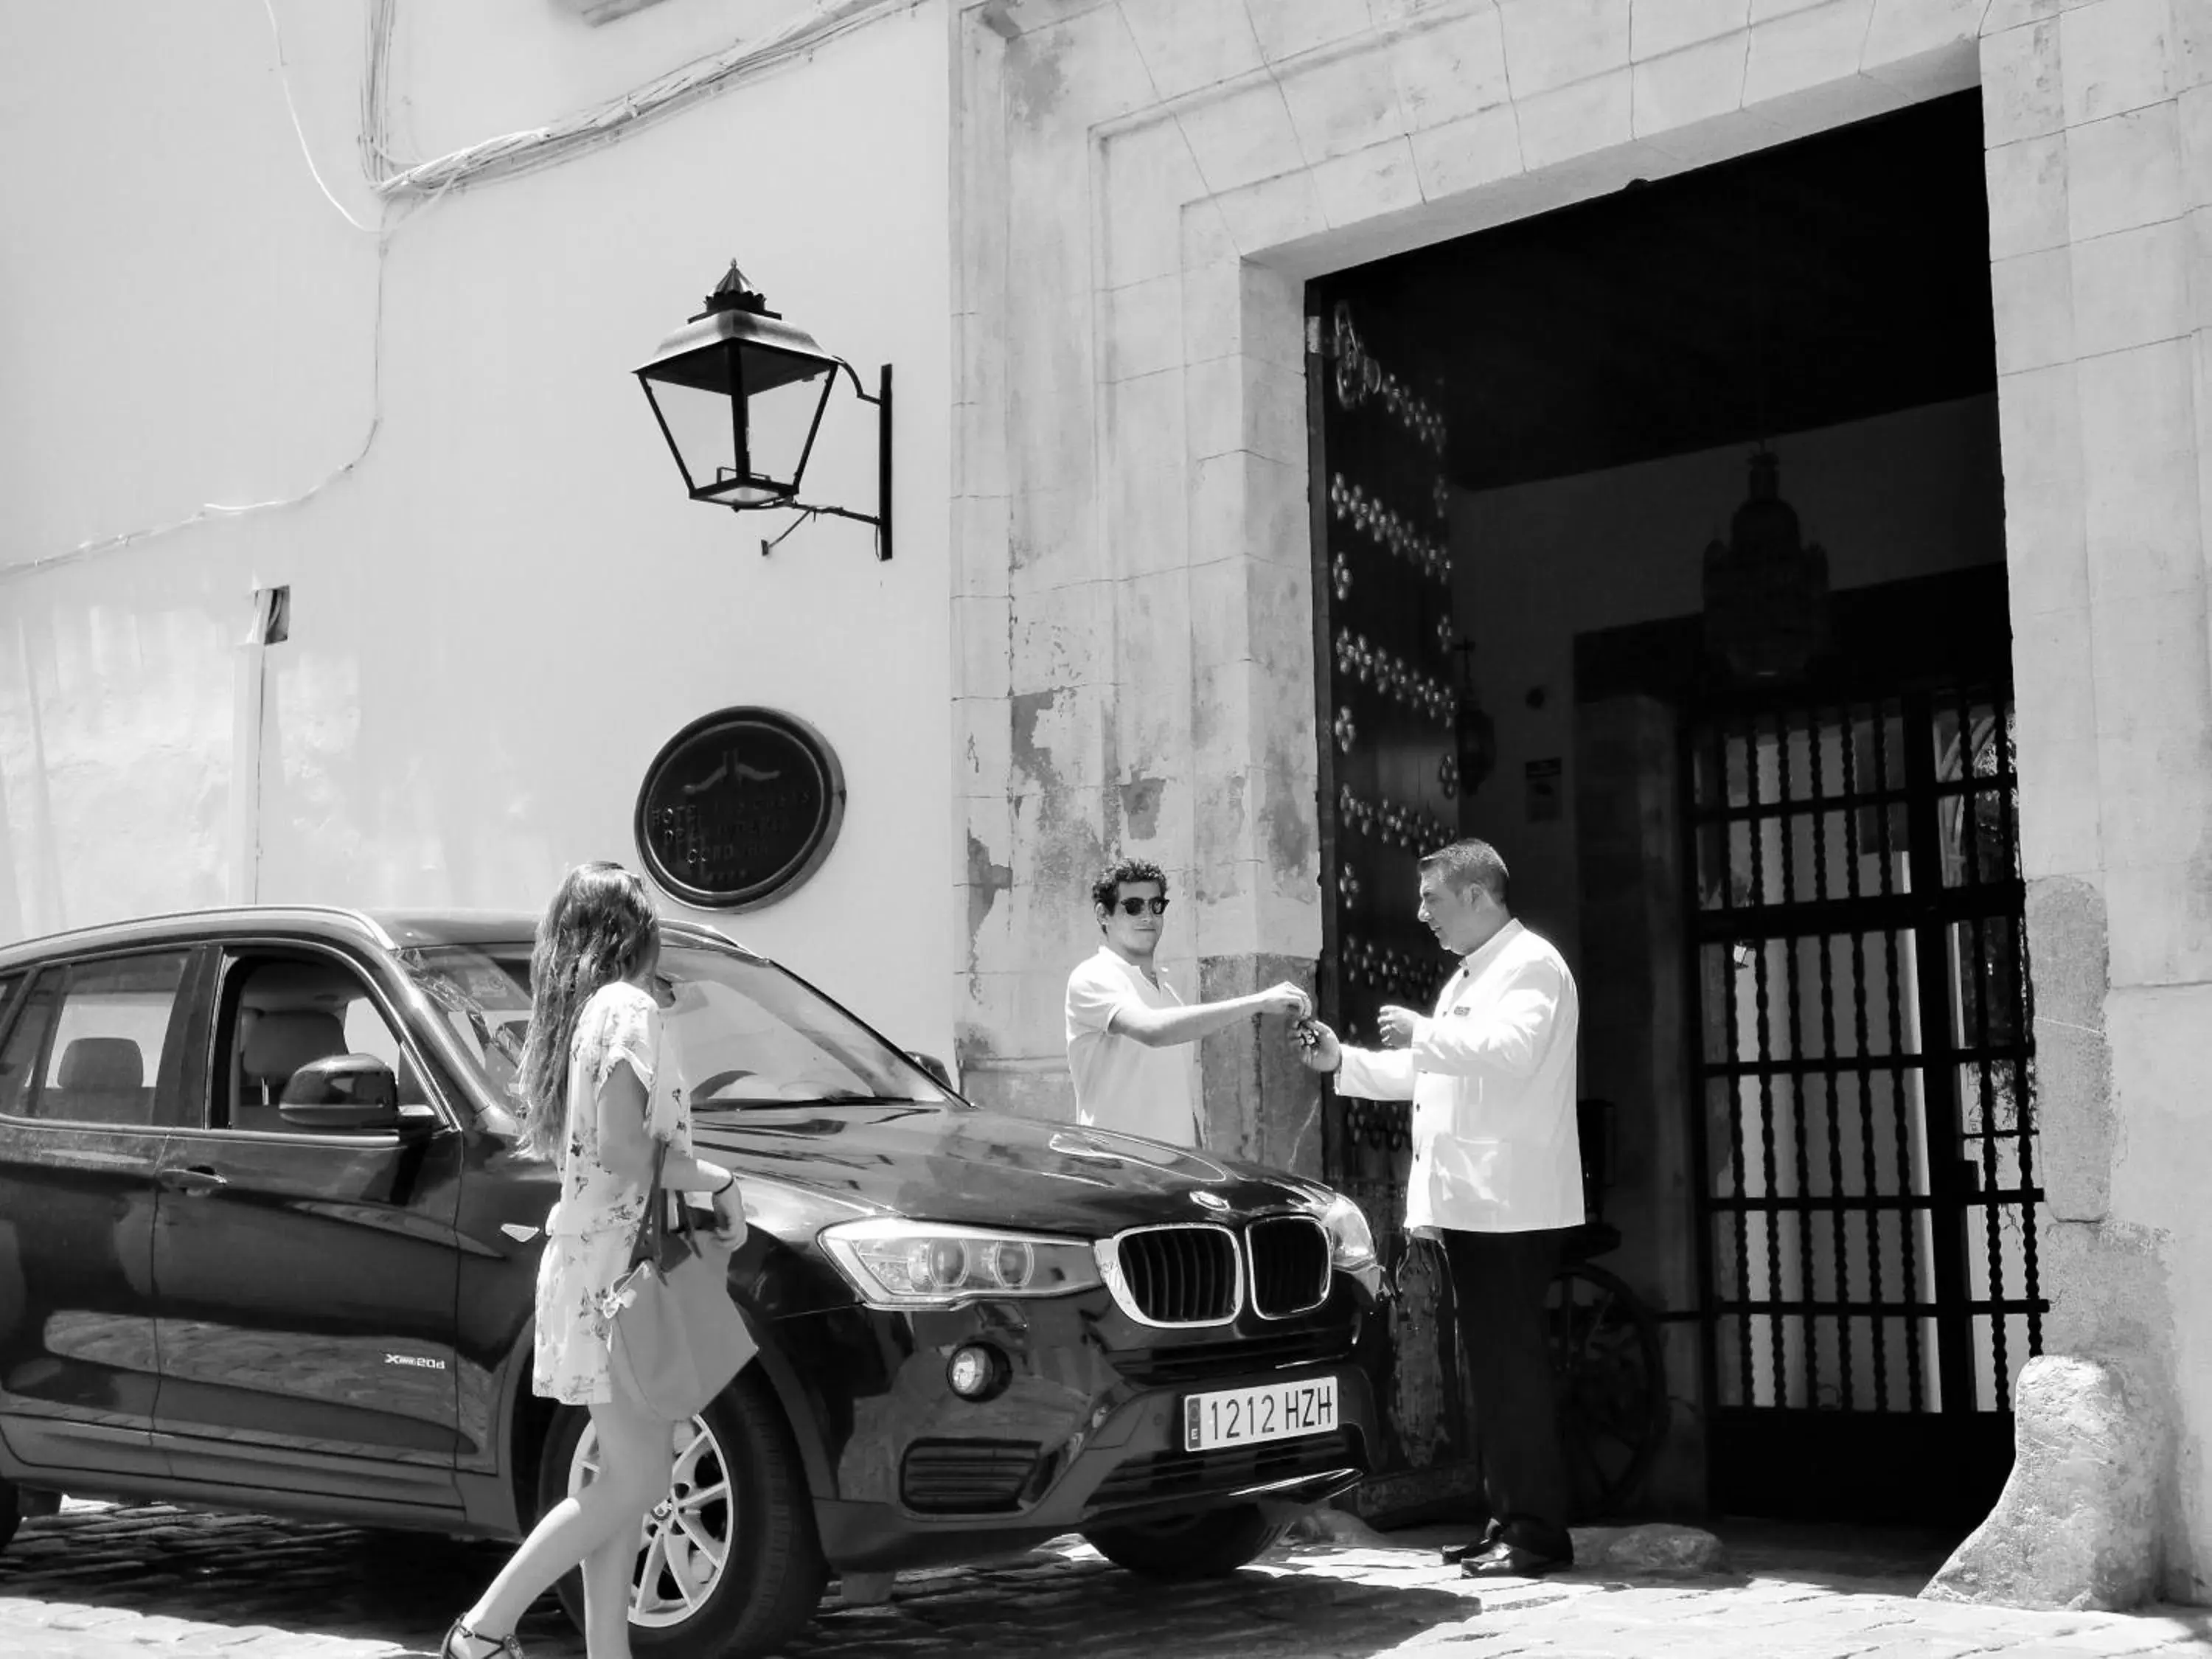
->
[0, 0, 956, 1058]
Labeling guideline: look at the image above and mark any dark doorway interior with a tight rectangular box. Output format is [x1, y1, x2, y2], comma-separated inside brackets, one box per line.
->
[1339, 92, 1997, 495]
[1307, 91, 2037, 1528]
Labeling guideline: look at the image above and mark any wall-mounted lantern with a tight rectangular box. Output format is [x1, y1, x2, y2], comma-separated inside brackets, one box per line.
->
[635, 262, 893, 560]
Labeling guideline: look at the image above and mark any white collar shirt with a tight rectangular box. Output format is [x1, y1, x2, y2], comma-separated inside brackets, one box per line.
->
[1332, 919, 1583, 1234]
[1063, 947, 1198, 1146]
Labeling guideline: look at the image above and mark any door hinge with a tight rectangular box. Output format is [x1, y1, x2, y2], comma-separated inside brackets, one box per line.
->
[1305, 316, 1324, 356]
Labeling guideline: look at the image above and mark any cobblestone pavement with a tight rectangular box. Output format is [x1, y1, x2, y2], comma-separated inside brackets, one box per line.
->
[2, 1500, 2208, 1659]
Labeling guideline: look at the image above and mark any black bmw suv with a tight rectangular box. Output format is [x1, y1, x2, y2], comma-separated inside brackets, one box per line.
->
[0, 908, 1381, 1656]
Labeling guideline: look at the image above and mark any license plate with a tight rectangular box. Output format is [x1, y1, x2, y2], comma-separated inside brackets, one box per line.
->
[1183, 1376, 1338, 1453]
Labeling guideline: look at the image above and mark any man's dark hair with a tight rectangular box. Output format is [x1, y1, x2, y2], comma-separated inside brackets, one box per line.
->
[1092, 856, 1168, 919]
[1419, 838, 1510, 907]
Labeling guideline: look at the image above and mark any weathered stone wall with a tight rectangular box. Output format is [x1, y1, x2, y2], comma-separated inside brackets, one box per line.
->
[1980, 0, 2212, 1605]
[950, 0, 2212, 1598]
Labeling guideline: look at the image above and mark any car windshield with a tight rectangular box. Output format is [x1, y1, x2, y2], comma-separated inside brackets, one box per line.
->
[397, 942, 952, 1112]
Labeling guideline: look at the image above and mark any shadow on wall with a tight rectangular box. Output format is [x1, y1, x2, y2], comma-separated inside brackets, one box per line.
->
[0, 566, 240, 942]
[0, 529, 562, 942]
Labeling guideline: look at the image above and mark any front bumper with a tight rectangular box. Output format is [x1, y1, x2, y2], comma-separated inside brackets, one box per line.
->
[817, 1365, 1374, 1571]
[796, 1286, 1380, 1573]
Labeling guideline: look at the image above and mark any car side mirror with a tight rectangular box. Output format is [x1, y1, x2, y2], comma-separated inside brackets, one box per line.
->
[279, 1054, 417, 1133]
[905, 1051, 956, 1091]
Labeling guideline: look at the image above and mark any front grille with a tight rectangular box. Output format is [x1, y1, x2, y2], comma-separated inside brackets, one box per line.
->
[1114, 1225, 1239, 1324]
[1113, 1325, 1353, 1388]
[1247, 1216, 1332, 1318]
[1087, 1430, 1361, 1513]
[900, 1439, 1040, 1514]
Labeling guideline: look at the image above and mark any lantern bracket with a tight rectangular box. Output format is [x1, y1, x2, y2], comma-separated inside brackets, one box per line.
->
[759, 359, 893, 562]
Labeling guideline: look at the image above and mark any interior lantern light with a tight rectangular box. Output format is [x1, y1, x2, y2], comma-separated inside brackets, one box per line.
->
[1700, 449, 1830, 681]
[635, 261, 893, 560]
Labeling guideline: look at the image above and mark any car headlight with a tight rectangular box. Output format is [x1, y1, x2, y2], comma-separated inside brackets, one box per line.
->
[819, 1218, 1102, 1307]
[1318, 1190, 1377, 1272]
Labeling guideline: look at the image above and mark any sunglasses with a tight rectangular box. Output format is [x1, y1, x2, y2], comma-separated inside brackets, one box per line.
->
[1113, 897, 1170, 917]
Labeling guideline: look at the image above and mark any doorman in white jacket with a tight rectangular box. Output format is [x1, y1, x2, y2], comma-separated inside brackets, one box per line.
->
[1295, 838, 1583, 1577]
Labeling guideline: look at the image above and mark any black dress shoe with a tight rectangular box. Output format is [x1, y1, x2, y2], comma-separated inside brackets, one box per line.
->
[1458, 1540, 1572, 1579]
[1438, 1521, 1503, 1565]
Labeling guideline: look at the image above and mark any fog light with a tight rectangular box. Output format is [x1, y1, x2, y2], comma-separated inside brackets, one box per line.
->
[947, 1343, 1007, 1401]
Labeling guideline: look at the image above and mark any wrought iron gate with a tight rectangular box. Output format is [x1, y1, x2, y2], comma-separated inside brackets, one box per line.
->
[1307, 297, 1474, 1513]
[1684, 684, 2045, 1520]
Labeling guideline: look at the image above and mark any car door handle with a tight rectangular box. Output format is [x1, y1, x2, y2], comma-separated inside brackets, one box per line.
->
[159, 1166, 229, 1196]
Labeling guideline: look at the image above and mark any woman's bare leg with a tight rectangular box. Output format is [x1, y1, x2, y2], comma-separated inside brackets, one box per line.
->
[456, 1395, 672, 1655]
[579, 1402, 674, 1658]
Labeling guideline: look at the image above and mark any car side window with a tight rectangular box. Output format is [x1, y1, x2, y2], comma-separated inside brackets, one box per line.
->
[217, 953, 428, 1134]
[4, 953, 191, 1127]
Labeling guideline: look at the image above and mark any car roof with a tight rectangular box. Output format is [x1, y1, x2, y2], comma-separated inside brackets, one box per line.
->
[0, 905, 759, 972]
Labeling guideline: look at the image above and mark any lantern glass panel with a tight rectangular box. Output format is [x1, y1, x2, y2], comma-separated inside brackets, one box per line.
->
[640, 337, 838, 507]
[644, 357, 753, 501]
[740, 344, 835, 498]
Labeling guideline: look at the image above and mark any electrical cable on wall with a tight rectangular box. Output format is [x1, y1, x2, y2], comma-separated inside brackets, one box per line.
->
[263, 0, 380, 234]
[362, 0, 906, 198]
[7, 225, 394, 582]
[5, 0, 403, 579]
[6, 0, 911, 580]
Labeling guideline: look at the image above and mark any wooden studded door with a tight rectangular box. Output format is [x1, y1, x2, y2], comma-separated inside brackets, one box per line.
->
[1305, 295, 1476, 1514]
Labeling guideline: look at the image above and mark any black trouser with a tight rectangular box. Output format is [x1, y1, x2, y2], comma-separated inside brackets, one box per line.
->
[1440, 1225, 1573, 1560]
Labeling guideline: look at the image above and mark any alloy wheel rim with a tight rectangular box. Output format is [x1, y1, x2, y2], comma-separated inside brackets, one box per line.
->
[568, 1413, 734, 1627]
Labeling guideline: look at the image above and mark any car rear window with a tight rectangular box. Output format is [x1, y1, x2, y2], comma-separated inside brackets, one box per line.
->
[1, 952, 191, 1127]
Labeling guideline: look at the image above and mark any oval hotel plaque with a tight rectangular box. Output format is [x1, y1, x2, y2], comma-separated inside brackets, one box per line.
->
[634, 707, 846, 911]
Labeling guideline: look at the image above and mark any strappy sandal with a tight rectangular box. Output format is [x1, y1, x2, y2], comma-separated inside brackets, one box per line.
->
[442, 1618, 524, 1659]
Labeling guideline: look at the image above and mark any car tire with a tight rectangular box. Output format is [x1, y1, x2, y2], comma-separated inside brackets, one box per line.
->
[537, 1371, 827, 1659]
[0, 1480, 19, 1554]
[1082, 1503, 1289, 1580]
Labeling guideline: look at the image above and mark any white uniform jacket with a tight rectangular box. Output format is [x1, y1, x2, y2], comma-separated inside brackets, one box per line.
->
[1334, 919, 1583, 1234]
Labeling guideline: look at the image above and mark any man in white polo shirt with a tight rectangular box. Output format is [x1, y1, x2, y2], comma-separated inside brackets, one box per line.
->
[1064, 856, 1310, 1146]
[1294, 838, 1582, 1579]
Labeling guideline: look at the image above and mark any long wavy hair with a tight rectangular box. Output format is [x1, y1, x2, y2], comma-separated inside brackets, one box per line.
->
[514, 861, 661, 1161]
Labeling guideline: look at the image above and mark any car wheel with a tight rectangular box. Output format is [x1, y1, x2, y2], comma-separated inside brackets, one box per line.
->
[1082, 1503, 1289, 1580]
[538, 1371, 827, 1659]
[0, 1479, 19, 1553]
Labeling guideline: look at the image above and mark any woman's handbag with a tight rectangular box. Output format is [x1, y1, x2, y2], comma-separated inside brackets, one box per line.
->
[608, 1142, 757, 1418]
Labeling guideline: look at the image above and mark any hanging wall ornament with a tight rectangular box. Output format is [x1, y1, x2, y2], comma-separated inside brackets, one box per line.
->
[1701, 448, 1833, 683]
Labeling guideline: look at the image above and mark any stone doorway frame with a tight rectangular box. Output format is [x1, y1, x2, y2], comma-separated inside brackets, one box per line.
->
[950, 0, 2208, 1590]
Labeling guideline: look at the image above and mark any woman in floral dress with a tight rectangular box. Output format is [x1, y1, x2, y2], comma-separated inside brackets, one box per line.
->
[445, 863, 745, 1659]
